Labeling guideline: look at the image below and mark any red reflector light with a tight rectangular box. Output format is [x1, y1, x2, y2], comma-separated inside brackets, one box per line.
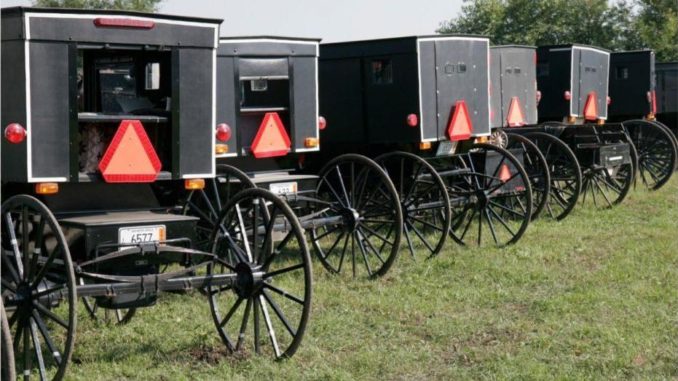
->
[650, 90, 657, 114]
[318, 116, 327, 130]
[406, 114, 418, 127]
[583, 92, 598, 121]
[98, 120, 162, 183]
[4, 123, 26, 144]
[447, 101, 473, 142]
[216, 123, 232, 142]
[250, 112, 291, 159]
[94, 18, 155, 29]
[506, 97, 526, 127]
[536, 90, 542, 104]
[607, 96, 612, 105]
[564, 91, 572, 101]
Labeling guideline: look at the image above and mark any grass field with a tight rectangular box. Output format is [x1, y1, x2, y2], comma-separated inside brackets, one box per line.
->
[67, 177, 678, 380]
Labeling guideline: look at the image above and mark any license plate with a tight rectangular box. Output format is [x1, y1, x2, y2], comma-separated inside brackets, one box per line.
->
[269, 181, 298, 195]
[436, 141, 458, 157]
[118, 225, 166, 246]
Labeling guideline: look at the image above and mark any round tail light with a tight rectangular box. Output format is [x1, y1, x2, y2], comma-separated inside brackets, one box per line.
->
[216, 123, 232, 142]
[318, 116, 327, 130]
[406, 114, 418, 127]
[607, 96, 612, 105]
[4, 123, 26, 144]
[536, 90, 542, 103]
[564, 91, 572, 101]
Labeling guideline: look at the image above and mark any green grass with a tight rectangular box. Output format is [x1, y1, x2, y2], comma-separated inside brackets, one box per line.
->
[67, 178, 678, 380]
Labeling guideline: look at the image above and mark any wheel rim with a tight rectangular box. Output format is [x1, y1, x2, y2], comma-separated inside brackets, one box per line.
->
[183, 164, 256, 251]
[623, 120, 676, 190]
[525, 132, 582, 220]
[507, 134, 551, 220]
[375, 152, 451, 258]
[580, 162, 634, 208]
[1, 195, 76, 381]
[310, 154, 403, 278]
[447, 144, 533, 246]
[208, 188, 312, 360]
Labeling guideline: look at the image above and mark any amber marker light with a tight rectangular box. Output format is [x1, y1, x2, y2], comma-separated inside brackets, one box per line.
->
[185, 179, 205, 190]
[35, 183, 59, 195]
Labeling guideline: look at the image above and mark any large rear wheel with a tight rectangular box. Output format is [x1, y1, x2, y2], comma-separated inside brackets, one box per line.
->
[375, 151, 451, 259]
[447, 144, 533, 246]
[208, 188, 312, 360]
[524, 132, 582, 220]
[310, 154, 403, 278]
[1, 195, 77, 381]
[622, 119, 676, 190]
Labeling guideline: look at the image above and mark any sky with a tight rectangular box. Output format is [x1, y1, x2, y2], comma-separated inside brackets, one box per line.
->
[0, 0, 464, 42]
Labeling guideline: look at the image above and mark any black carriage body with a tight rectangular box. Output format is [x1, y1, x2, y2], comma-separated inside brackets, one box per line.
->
[655, 62, 678, 132]
[490, 45, 538, 128]
[319, 35, 491, 146]
[656, 62, 678, 114]
[216, 37, 320, 159]
[608, 50, 655, 120]
[537, 44, 610, 121]
[1, 7, 220, 184]
[1, 6, 221, 273]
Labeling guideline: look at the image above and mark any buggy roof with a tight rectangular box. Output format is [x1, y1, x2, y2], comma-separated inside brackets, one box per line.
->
[322, 34, 488, 47]
[491, 44, 536, 50]
[220, 36, 321, 43]
[538, 43, 611, 53]
[1, 6, 222, 24]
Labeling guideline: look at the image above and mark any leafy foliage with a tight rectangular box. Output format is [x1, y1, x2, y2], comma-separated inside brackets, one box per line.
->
[438, 0, 678, 61]
[32, 0, 163, 12]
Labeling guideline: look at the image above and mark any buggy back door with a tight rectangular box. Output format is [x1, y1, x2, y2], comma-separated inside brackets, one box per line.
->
[432, 38, 490, 139]
[575, 47, 609, 120]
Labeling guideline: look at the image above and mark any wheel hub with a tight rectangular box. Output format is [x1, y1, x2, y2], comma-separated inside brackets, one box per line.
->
[233, 262, 258, 298]
[475, 190, 490, 209]
[340, 208, 361, 231]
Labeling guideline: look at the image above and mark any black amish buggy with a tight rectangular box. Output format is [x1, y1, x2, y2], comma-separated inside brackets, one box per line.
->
[489, 45, 553, 221]
[318, 35, 535, 253]
[655, 62, 678, 137]
[181, 36, 405, 279]
[499, 44, 637, 214]
[608, 50, 677, 184]
[1, 8, 314, 380]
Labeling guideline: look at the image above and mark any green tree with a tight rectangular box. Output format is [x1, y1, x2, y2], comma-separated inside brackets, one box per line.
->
[32, 0, 163, 12]
[438, 0, 678, 61]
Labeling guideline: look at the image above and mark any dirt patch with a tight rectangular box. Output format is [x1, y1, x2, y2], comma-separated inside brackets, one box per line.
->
[188, 344, 241, 365]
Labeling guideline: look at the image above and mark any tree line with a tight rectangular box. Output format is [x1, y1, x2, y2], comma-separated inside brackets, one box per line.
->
[438, 0, 678, 61]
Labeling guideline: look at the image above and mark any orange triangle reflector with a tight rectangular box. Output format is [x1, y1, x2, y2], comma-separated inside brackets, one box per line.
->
[447, 100, 473, 142]
[583, 91, 598, 121]
[98, 120, 161, 183]
[499, 164, 512, 182]
[507, 96, 526, 127]
[251, 112, 291, 158]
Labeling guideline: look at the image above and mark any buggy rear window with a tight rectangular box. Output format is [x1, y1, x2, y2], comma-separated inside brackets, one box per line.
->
[615, 66, 629, 80]
[371, 59, 393, 85]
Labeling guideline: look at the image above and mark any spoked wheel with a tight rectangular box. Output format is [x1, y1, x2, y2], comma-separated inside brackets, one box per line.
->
[1, 195, 76, 381]
[183, 164, 256, 251]
[208, 188, 312, 360]
[375, 151, 451, 259]
[1, 298, 16, 381]
[446, 144, 533, 246]
[580, 148, 635, 209]
[309, 154, 403, 278]
[506, 133, 551, 220]
[622, 119, 677, 190]
[524, 132, 582, 220]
